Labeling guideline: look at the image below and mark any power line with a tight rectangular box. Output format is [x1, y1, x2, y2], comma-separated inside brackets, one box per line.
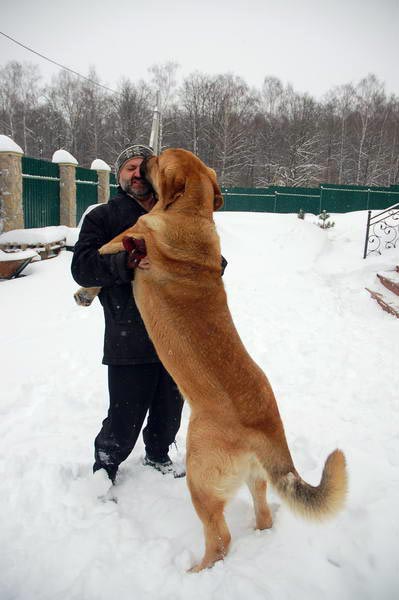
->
[0, 30, 119, 95]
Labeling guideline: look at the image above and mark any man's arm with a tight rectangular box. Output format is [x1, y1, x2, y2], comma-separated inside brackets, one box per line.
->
[71, 206, 133, 288]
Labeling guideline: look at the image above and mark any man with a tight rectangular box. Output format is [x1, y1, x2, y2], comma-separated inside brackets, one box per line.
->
[71, 144, 185, 483]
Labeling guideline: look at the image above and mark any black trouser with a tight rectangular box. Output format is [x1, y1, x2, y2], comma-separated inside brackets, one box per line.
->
[94, 363, 184, 473]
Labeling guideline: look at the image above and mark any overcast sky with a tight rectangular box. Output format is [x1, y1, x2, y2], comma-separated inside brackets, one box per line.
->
[1, 0, 398, 99]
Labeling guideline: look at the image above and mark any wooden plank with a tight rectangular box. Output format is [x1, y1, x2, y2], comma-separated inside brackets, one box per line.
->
[365, 288, 399, 319]
[377, 274, 399, 297]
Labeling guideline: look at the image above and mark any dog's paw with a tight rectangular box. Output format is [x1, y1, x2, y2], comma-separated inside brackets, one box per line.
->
[187, 562, 205, 574]
[98, 241, 124, 255]
[74, 287, 99, 307]
[187, 558, 220, 573]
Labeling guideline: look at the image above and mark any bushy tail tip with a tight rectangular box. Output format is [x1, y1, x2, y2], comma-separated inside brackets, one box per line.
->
[275, 449, 348, 520]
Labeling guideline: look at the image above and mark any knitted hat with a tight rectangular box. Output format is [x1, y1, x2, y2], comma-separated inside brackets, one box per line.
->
[114, 144, 154, 182]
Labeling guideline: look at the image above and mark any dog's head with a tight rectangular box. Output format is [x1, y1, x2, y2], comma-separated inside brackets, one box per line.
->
[141, 148, 223, 215]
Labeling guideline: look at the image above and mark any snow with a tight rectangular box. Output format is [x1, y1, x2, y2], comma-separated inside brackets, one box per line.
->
[52, 149, 78, 165]
[0, 248, 39, 262]
[0, 225, 68, 245]
[65, 204, 99, 248]
[0, 134, 23, 154]
[0, 211, 398, 600]
[91, 159, 111, 171]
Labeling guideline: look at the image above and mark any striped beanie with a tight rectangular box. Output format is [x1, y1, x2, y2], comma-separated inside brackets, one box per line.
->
[115, 144, 154, 182]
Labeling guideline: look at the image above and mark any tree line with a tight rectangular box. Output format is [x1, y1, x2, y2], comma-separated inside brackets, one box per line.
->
[1, 60, 398, 188]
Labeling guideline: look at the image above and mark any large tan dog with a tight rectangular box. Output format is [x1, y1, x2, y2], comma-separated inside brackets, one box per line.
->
[79, 148, 347, 572]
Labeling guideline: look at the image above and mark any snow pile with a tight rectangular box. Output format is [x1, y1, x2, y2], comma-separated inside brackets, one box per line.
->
[0, 211, 398, 600]
[91, 159, 111, 171]
[0, 248, 39, 262]
[52, 149, 78, 165]
[0, 134, 23, 154]
[0, 225, 68, 245]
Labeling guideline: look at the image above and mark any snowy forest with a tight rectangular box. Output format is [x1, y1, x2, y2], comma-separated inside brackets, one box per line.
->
[1, 60, 398, 188]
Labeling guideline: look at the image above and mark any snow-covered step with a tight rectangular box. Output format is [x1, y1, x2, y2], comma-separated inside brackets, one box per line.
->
[366, 265, 399, 318]
[366, 286, 399, 318]
[377, 270, 399, 297]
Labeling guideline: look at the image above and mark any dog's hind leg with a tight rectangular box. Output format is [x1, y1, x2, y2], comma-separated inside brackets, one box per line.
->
[246, 469, 273, 530]
[187, 482, 231, 573]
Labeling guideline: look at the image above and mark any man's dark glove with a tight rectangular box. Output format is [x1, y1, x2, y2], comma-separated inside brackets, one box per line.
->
[122, 236, 147, 269]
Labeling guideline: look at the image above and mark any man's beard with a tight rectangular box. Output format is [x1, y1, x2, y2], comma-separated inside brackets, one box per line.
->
[120, 177, 153, 200]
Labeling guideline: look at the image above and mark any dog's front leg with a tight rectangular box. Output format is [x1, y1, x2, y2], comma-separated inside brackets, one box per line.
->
[74, 286, 102, 306]
[74, 236, 127, 307]
[98, 239, 125, 255]
[98, 222, 146, 256]
[74, 238, 124, 306]
[74, 224, 146, 307]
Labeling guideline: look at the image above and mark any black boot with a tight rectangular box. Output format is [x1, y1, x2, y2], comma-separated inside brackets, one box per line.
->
[93, 461, 118, 485]
[143, 454, 186, 478]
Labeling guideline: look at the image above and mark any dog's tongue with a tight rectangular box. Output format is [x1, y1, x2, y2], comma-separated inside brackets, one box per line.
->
[123, 236, 147, 269]
[122, 236, 146, 256]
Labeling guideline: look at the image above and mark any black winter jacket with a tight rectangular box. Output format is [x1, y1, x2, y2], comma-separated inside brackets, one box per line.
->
[71, 188, 159, 365]
[71, 188, 227, 365]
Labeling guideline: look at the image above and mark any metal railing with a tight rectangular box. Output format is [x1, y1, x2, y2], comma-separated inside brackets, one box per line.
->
[363, 203, 399, 258]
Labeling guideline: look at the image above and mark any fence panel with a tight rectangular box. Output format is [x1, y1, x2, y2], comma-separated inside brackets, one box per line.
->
[76, 167, 98, 223]
[22, 157, 60, 228]
[274, 191, 320, 214]
[321, 184, 369, 212]
[368, 188, 399, 211]
[220, 192, 275, 212]
[109, 172, 118, 199]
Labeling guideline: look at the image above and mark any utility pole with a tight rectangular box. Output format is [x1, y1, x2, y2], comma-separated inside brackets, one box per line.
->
[149, 91, 162, 154]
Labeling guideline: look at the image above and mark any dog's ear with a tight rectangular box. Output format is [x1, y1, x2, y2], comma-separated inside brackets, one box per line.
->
[213, 189, 224, 211]
[160, 169, 186, 209]
[207, 168, 224, 211]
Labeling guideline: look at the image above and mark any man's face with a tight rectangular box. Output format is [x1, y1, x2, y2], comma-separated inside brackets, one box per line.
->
[119, 157, 153, 199]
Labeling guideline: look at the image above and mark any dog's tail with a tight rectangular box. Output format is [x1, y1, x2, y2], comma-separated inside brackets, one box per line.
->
[261, 445, 348, 520]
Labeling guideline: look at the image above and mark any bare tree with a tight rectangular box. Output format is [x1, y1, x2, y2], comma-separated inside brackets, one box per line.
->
[352, 74, 385, 185]
[1, 60, 399, 188]
[0, 61, 41, 153]
[45, 71, 87, 158]
[148, 61, 180, 113]
[321, 84, 355, 184]
[108, 79, 153, 153]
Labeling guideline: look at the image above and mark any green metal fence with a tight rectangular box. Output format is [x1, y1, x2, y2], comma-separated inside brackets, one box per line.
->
[21, 153, 399, 228]
[220, 184, 399, 214]
[76, 166, 98, 223]
[22, 157, 60, 228]
[109, 172, 118, 198]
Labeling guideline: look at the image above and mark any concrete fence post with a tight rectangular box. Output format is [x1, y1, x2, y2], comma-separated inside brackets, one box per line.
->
[52, 150, 78, 227]
[0, 135, 24, 232]
[91, 159, 111, 204]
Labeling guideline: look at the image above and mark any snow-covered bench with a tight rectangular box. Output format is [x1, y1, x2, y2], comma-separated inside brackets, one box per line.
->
[0, 227, 67, 261]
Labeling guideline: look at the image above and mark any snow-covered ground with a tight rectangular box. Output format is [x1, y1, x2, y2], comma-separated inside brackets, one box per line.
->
[0, 211, 398, 600]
